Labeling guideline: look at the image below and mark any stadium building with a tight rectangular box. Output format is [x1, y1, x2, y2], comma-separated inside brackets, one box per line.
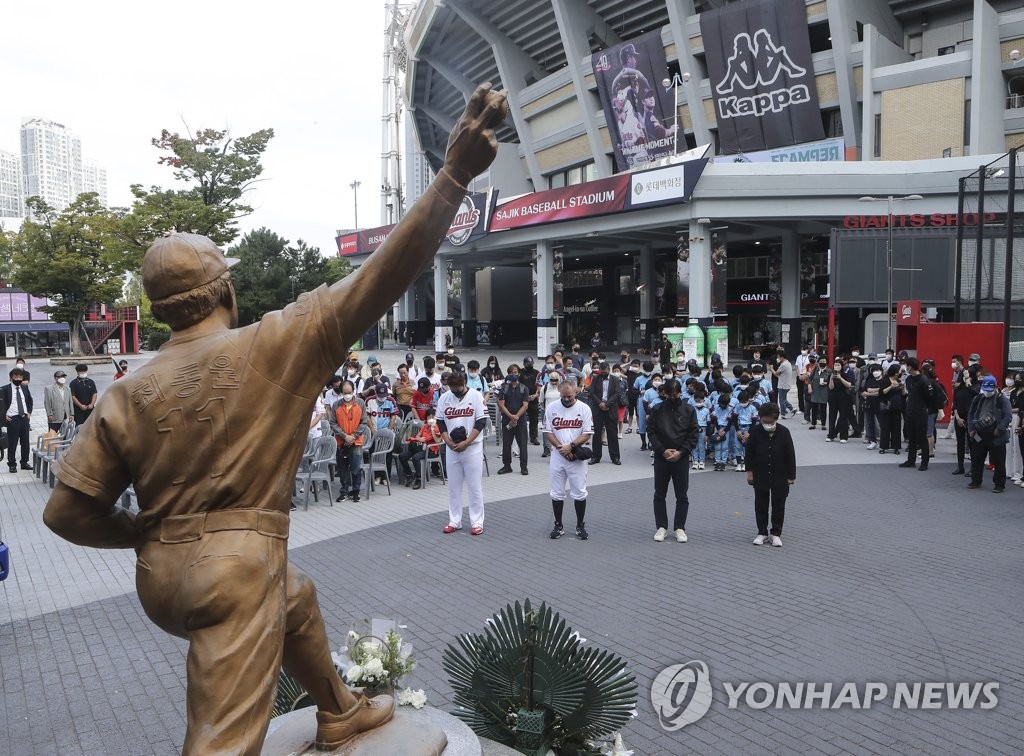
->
[345, 0, 1024, 361]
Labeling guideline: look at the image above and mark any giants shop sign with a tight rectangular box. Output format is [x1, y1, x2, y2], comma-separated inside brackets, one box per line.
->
[843, 213, 998, 230]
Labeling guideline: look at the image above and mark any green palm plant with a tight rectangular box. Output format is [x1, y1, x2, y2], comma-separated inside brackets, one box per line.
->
[443, 600, 637, 755]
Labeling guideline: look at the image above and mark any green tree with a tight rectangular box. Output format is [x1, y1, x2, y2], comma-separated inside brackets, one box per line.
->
[126, 127, 274, 248]
[0, 226, 15, 283]
[228, 228, 351, 325]
[12, 194, 133, 354]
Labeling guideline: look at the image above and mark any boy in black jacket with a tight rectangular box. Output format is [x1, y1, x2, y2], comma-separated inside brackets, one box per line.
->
[745, 403, 796, 547]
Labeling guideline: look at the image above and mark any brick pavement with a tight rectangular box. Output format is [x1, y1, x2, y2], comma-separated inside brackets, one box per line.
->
[3, 355, 1024, 753]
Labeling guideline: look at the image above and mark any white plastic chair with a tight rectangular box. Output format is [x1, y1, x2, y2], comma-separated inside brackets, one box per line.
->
[365, 429, 396, 498]
[298, 436, 339, 510]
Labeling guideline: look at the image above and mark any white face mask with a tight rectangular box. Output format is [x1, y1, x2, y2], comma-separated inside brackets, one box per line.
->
[78, 373, 87, 379]
[1006, 378, 1015, 387]
[852, 352, 860, 357]
[951, 362, 959, 369]
[761, 423, 777, 432]
[613, 371, 622, 377]
[801, 350, 808, 355]
[342, 393, 353, 402]
[57, 377, 66, 385]
[652, 381, 663, 388]
[871, 371, 882, 379]
[427, 418, 437, 425]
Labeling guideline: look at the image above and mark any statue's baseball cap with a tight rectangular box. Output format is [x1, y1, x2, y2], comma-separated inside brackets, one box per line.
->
[142, 233, 240, 301]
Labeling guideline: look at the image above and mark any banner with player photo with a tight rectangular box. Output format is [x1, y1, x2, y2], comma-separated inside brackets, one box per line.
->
[592, 30, 677, 172]
[700, 0, 824, 154]
[710, 231, 728, 317]
[676, 234, 690, 315]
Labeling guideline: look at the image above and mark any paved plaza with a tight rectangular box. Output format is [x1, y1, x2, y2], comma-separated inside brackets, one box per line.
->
[2, 349, 1024, 754]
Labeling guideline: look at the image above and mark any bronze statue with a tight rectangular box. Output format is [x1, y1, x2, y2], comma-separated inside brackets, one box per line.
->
[42, 84, 508, 754]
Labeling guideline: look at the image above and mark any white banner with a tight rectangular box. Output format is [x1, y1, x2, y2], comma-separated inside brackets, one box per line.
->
[717, 137, 845, 164]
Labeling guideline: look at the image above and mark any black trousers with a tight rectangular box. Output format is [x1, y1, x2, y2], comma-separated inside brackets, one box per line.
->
[809, 400, 825, 426]
[754, 487, 787, 536]
[970, 440, 1007, 487]
[653, 454, 690, 530]
[6, 415, 30, 467]
[827, 396, 852, 440]
[501, 416, 529, 470]
[878, 408, 902, 452]
[954, 421, 968, 469]
[591, 406, 620, 462]
[905, 412, 929, 463]
[797, 383, 806, 413]
[527, 399, 540, 443]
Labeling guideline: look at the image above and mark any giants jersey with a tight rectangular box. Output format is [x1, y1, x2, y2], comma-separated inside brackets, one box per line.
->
[544, 400, 594, 447]
[436, 387, 486, 445]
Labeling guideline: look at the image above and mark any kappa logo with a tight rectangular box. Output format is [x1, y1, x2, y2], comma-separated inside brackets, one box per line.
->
[447, 196, 481, 246]
[715, 28, 810, 120]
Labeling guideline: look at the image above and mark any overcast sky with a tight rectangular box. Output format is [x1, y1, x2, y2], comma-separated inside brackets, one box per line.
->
[2, 0, 389, 255]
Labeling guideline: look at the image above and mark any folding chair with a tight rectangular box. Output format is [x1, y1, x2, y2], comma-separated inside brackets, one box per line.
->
[420, 443, 446, 486]
[480, 418, 492, 477]
[298, 436, 339, 510]
[365, 429, 396, 498]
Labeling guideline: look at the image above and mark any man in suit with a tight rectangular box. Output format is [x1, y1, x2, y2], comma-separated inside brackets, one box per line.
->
[44, 369, 74, 431]
[587, 361, 624, 465]
[3, 366, 33, 472]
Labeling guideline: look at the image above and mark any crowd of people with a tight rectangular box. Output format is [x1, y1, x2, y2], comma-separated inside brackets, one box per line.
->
[305, 340, 1022, 546]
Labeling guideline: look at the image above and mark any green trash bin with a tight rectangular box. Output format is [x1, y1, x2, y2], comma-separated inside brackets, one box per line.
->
[706, 325, 729, 365]
[681, 324, 705, 368]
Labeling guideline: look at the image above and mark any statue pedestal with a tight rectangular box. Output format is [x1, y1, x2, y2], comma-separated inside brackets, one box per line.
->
[262, 706, 481, 755]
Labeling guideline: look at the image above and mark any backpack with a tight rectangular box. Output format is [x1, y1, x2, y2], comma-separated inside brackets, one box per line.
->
[928, 380, 948, 413]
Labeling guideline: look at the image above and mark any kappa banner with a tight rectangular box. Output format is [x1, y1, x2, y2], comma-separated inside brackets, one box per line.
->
[592, 30, 677, 172]
[700, 0, 824, 154]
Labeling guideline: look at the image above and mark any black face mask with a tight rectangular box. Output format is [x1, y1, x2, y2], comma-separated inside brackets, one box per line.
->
[667, 396, 682, 406]
[560, 397, 575, 408]
[12, 379, 23, 385]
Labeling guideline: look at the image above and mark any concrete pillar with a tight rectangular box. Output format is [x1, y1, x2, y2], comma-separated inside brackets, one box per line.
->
[461, 264, 477, 347]
[639, 244, 657, 350]
[433, 259, 451, 352]
[688, 219, 711, 322]
[780, 229, 804, 359]
[535, 240, 556, 357]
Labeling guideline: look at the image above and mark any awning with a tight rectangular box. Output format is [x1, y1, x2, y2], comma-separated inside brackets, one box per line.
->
[0, 322, 70, 333]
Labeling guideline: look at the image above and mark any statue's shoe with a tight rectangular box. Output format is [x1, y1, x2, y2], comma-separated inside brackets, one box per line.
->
[314, 695, 396, 750]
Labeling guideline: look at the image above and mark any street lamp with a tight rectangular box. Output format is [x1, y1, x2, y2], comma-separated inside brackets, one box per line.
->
[350, 180, 361, 229]
[661, 71, 691, 156]
[858, 194, 924, 350]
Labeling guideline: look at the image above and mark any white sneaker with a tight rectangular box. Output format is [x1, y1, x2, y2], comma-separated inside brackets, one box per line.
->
[866, 442, 877, 450]
[617, 432, 623, 439]
[653, 527, 667, 542]
[753, 534, 768, 545]
[771, 535, 783, 547]
[691, 461, 698, 470]
[839, 439, 848, 444]
[675, 528, 688, 543]
[698, 461, 705, 470]
[825, 437, 833, 442]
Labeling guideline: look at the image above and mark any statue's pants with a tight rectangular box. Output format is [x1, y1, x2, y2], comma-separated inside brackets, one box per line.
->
[136, 509, 340, 756]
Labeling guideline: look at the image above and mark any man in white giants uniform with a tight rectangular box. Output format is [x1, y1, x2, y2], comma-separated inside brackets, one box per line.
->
[437, 371, 488, 535]
[544, 381, 594, 540]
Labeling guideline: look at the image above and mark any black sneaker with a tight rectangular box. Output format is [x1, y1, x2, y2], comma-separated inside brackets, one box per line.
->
[541, 449, 550, 458]
[350, 491, 360, 502]
[549, 523, 564, 539]
[497, 466, 514, 474]
[967, 482, 981, 489]
[576, 524, 589, 541]
[336, 491, 348, 502]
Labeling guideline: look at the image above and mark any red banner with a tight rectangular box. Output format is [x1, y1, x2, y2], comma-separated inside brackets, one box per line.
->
[489, 175, 630, 232]
[336, 225, 397, 256]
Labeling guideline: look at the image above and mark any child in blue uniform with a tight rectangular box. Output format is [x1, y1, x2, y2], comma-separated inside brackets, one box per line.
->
[734, 390, 759, 471]
[710, 391, 737, 471]
[689, 389, 711, 471]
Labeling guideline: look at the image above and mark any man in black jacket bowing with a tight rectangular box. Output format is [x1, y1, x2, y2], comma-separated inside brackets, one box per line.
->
[647, 378, 699, 543]
[587, 361, 624, 465]
[745, 402, 796, 547]
[3, 366, 34, 472]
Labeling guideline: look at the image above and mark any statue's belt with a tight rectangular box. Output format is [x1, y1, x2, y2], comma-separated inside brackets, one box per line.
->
[146, 509, 289, 543]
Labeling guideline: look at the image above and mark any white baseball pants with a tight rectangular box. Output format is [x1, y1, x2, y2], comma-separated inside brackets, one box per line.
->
[549, 453, 588, 501]
[448, 442, 485, 527]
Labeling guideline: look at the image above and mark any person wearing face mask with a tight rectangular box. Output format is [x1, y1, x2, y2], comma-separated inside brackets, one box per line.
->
[745, 403, 796, 548]
[1010, 372, 1024, 487]
[481, 356, 503, 386]
[324, 375, 345, 408]
[899, 358, 935, 470]
[519, 356, 542, 446]
[794, 346, 811, 419]
[688, 387, 711, 471]
[404, 351, 418, 378]
[437, 371, 488, 534]
[733, 390, 758, 471]
[540, 364, 566, 459]
[393, 364, 415, 417]
[497, 364, 530, 475]
[881, 349, 897, 372]
[13, 357, 30, 384]
[709, 388, 737, 471]
[611, 364, 629, 439]
[587, 361, 624, 466]
[637, 367, 661, 453]
[877, 364, 905, 455]
[922, 362, 948, 461]
[824, 358, 856, 443]
[624, 359, 642, 435]
[544, 381, 594, 540]
[647, 378, 699, 543]
[68, 363, 98, 425]
[950, 364, 980, 475]
[861, 363, 886, 450]
[399, 408, 444, 489]
[411, 376, 438, 421]
[44, 370, 74, 432]
[330, 380, 369, 503]
[421, 355, 442, 387]
[3, 367, 34, 472]
[966, 374, 1012, 492]
[941, 355, 965, 440]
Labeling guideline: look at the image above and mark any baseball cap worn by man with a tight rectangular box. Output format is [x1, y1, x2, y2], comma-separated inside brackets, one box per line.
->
[980, 375, 997, 391]
[142, 233, 240, 301]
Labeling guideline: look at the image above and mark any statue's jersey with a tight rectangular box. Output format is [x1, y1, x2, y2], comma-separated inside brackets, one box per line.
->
[54, 286, 346, 533]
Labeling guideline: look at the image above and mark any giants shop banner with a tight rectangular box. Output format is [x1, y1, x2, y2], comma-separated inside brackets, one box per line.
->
[592, 30, 677, 172]
[700, 0, 825, 154]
